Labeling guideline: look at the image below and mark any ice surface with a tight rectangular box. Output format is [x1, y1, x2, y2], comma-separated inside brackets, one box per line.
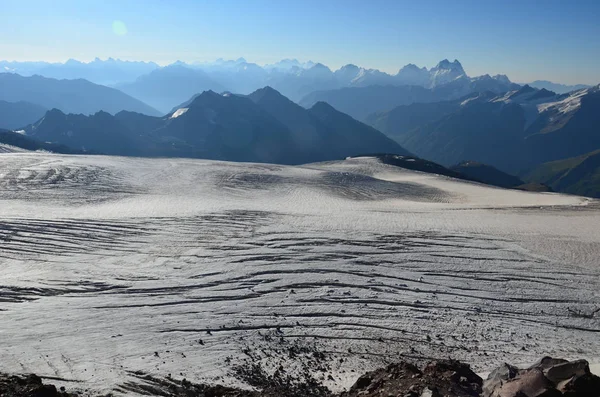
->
[0, 144, 28, 153]
[0, 153, 599, 394]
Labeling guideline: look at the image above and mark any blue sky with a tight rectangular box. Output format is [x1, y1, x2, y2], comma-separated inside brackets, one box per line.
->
[1, 0, 599, 84]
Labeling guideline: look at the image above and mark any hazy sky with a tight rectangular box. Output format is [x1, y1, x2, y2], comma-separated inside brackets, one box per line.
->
[1, 0, 599, 84]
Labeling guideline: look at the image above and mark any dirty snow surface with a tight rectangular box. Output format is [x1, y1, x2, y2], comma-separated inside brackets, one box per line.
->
[1, 153, 599, 394]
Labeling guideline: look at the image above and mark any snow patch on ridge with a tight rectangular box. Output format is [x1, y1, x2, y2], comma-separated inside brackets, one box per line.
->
[537, 88, 589, 115]
[170, 107, 189, 119]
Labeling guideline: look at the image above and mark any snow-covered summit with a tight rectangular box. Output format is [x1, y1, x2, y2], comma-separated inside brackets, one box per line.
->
[429, 59, 466, 87]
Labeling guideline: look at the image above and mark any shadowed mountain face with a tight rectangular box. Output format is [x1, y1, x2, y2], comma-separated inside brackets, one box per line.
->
[248, 87, 409, 162]
[521, 86, 600, 169]
[388, 100, 527, 173]
[308, 102, 410, 157]
[368, 85, 600, 177]
[365, 95, 480, 141]
[22, 88, 409, 164]
[0, 73, 161, 117]
[450, 161, 524, 188]
[25, 109, 150, 156]
[0, 129, 86, 154]
[0, 100, 47, 130]
[523, 149, 600, 198]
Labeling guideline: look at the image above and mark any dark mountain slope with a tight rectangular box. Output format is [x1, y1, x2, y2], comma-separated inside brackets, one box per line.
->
[153, 91, 297, 163]
[0, 73, 160, 116]
[369, 86, 600, 177]
[397, 100, 527, 173]
[24, 109, 148, 155]
[308, 101, 411, 157]
[0, 129, 84, 154]
[0, 100, 47, 130]
[372, 154, 468, 180]
[521, 86, 600, 169]
[375, 155, 548, 191]
[249, 87, 410, 161]
[522, 149, 600, 198]
[248, 86, 336, 162]
[20, 88, 409, 164]
[365, 93, 494, 143]
[23, 91, 297, 163]
[450, 161, 524, 188]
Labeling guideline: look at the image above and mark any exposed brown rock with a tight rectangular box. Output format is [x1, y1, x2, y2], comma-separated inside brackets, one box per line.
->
[2, 356, 599, 396]
[484, 357, 600, 397]
[340, 360, 482, 397]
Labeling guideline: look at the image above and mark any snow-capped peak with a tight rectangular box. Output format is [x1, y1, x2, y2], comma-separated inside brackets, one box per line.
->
[433, 59, 464, 73]
[429, 59, 466, 87]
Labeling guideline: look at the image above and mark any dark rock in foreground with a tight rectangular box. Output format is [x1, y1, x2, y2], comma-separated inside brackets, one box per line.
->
[483, 357, 600, 397]
[340, 360, 482, 397]
[2, 357, 599, 396]
[0, 373, 73, 397]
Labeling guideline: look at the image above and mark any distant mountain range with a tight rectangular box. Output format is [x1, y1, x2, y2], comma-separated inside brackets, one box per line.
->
[20, 87, 409, 163]
[1, 58, 159, 85]
[115, 65, 226, 114]
[0, 73, 161, 117]
[2, 57, 592, 119]
[528, 80, 591, 95]
[300, 72, 520, 121]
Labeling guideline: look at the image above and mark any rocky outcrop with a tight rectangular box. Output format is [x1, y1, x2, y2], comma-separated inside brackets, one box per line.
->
[0, 373, 73, 397]
[340, 360, 482, 397]
[483, 357, 600, 397]
[2, 357, 598, 396]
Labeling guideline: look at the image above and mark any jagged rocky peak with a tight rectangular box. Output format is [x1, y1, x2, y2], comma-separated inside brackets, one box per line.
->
[431, 59, 466, 75]
[429, 59, 466, 87]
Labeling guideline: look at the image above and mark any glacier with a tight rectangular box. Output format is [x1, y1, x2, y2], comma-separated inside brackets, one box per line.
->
[0, 152, 598, 395]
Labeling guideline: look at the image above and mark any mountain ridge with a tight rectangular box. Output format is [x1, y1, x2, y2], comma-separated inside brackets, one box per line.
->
[21, 87, 410, 164]
[0, 73, 160, 117]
